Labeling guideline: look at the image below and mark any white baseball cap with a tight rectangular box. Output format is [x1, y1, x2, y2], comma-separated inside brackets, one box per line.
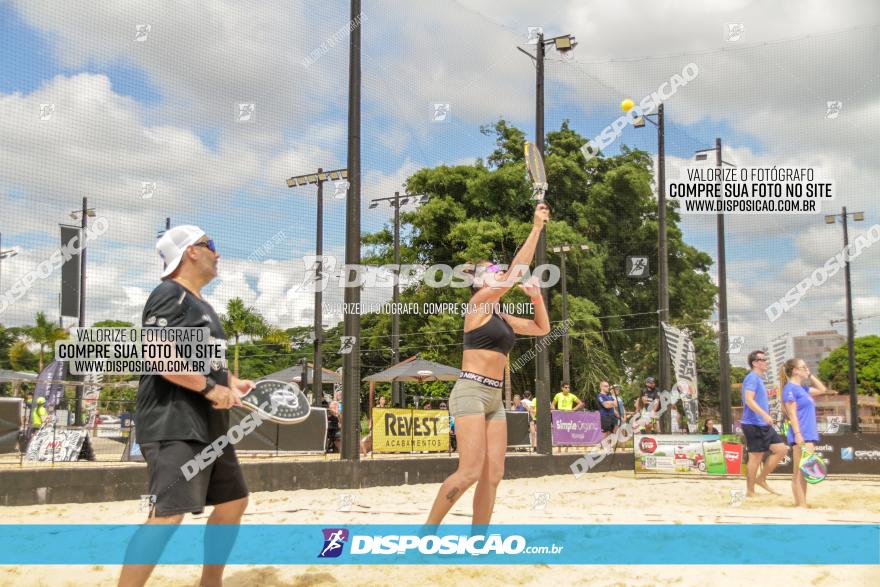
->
[156, 225, 206, 278]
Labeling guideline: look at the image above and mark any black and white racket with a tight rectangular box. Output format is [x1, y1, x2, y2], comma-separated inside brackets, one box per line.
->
[241, 379, 310, 425]
[524, 141, 548, 201]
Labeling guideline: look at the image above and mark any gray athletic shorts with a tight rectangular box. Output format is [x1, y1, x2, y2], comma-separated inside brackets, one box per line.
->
[449, 376, 506, 421]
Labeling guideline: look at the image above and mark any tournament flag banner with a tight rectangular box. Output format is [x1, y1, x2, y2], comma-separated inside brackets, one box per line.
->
[371, 408, 450, 453]
[0, 524, 876, 565]
[635, 434, 743, 476]
[550, 410, 603, 446]
[660, 323, 699, 433]
[765, 333, 793, 426]
[34, 360, 66, 408]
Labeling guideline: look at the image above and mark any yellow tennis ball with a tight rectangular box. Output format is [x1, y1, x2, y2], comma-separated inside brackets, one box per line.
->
[621, 98, 635, 113]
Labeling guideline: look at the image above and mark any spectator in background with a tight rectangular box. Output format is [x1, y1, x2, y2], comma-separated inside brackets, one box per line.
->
[334, 390, 343, 414]
[30, 397, 48, 436]
[423, 401, 432, 410]
[703, 419, 720, 435]
[361, 396, 388, 456]
[552, 383, 583, 453]
[597, 381, 617, 439]
[637, 377, 660, 433]
[611, 384, 626, 432]
[513, 394, 524, 412]
[521, 391, 536, 449]
[327, 401, 341, 453]
[552, 383, 584, 412]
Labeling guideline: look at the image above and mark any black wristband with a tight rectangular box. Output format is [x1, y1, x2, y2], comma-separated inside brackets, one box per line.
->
[199, 376, 216, 396]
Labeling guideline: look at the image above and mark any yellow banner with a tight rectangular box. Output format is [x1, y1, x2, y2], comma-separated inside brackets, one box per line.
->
[372, 408, 450, 453]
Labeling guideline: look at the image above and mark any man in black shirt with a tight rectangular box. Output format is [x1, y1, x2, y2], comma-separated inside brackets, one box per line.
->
[120, 225, 254, 587]
[638, 377, 661, 433]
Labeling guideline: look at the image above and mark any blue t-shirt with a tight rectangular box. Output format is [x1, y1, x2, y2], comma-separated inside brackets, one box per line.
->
[598, 393, 616, 417]
[740, 371, 769, 426]
[783, 382, 817, 443]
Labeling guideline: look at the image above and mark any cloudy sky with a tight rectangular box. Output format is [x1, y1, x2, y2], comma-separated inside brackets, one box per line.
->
[0, 0, 878, 364]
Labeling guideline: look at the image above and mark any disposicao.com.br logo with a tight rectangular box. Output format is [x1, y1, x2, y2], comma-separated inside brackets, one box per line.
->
[317, 528, 561, 557]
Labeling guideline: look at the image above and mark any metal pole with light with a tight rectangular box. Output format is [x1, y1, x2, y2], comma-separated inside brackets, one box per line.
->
[518, 30, 577, 455]
[695, 140, 735, 434]
[369, 191, 428, 407]
[550, 244, 589, 386]
[287, 167, 348, 406]
[632, 103, 671, 426]
[825, 207, 864, 432]
[70, 198, 96, 426]
[0, 232, 19, 296]
[342, 0, 362, 461]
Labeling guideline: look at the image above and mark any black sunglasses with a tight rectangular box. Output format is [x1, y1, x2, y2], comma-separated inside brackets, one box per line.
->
[193, 239, 217, 253]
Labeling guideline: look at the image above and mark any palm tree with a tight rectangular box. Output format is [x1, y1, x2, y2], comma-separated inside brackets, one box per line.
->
[220, 298, 269, 377]
[27, 312, 67, 371]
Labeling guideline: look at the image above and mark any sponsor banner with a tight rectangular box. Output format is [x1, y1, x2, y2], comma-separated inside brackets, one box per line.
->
[551, 411, 603, 446]
[635, 434, 743, 476]
[0, 524, 875, 565]
[25, 426, 89, 462]
[761, 433, 880, 476]
[372, 408, 450, 453]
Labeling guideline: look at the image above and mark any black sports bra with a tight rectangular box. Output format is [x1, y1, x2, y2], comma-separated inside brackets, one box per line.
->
[463, 312, 515, 355]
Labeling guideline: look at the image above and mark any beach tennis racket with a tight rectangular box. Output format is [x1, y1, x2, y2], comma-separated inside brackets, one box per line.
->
[241, 379, 310, 425]
[524, 141, 548, 201]
[799, 446, 827, 484]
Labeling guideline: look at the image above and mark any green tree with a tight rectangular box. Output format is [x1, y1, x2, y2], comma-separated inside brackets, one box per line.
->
[0, 324, 16, 369]
[92, 320, 134, 328]
[26, 312, 67, 371]
[819, 335, 880, 396]
[220, 298, 270, 377]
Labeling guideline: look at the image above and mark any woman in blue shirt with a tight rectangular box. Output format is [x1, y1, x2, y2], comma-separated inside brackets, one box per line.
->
[781, 357, 827, 508]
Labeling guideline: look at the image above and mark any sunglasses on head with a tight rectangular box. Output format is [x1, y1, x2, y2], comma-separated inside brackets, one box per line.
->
[193, 239, 217, 253]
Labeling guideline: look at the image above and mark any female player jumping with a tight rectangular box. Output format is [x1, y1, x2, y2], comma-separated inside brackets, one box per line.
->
[781, 357, 827, 507]
[426, 203, 551, 526]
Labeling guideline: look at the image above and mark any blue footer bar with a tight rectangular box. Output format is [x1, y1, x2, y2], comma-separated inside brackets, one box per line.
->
[0, 525, 877, 565]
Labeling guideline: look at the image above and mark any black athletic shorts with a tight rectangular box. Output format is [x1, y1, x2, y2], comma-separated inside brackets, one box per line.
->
[140, 440, 249, 517]
[741, 424, 785, 453]
[600, 414, 617, 433]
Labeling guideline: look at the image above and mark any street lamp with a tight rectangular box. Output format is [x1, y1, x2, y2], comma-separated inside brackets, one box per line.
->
[69, 198, 96, 426]
[825, 207, 865, 432]
[517, 30, 577, 455]
[693, 140, 736, 434]
[287, 167, 348, 405]
[550, 243, 589, 385]
[369, 190, 429, 407]
[628, 102, 672, 410]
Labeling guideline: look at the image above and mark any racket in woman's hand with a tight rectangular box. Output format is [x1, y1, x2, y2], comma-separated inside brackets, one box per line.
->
[799, 445, 828, 484]
[524, 141, 548, 201]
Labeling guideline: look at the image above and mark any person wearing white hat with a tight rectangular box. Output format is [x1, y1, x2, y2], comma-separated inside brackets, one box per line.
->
[120, 226, 255, 587]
